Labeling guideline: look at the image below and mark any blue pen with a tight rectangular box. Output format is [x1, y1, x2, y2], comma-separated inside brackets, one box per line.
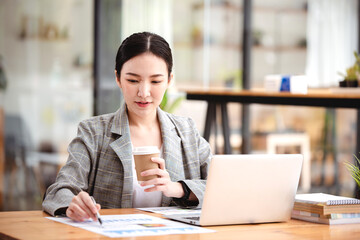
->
[90, 196, 103, 226]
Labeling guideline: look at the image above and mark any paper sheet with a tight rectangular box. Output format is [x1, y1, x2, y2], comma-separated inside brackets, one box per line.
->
[47, 214, 214, 238]
[137, 206, 202, 215]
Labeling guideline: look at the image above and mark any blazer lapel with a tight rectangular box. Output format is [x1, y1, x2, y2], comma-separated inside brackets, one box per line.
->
[109, 105, 133, 208]
[157, 108, 183, 206]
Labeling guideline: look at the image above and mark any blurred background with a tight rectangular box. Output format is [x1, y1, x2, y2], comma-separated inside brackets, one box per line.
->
[0, 0, 358, 211]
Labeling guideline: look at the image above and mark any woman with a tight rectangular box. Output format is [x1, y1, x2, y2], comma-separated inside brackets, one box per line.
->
[42, 32, 212, 222]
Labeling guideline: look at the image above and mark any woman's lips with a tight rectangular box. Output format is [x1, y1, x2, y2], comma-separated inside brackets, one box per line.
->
[136, 101, 151, 107]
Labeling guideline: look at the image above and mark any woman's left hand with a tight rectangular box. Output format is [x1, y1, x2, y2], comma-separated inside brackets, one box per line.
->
[140, 157, 184, 198]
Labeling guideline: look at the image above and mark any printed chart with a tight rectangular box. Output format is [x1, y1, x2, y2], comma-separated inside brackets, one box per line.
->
[47, 214, 214, 238]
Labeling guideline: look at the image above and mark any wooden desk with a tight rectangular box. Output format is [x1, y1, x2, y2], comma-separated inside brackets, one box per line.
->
[186, 88, 360, 152]
[0, 208, 359, 240]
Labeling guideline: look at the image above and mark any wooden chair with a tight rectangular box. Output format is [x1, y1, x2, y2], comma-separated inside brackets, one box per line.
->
[267, 132, 311, 192]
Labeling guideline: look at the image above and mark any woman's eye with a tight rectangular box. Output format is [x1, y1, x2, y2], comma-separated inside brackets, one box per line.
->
[127, 79, 138, 83]
[152, 80, 162, 84]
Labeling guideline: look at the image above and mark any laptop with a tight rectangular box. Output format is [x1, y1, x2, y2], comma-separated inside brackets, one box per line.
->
[165, 154, 303, 226]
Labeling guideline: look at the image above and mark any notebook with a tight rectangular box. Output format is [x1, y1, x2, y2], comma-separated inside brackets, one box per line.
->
[165, 154, 303, 226]
[293, 193, 360, 215]
[295, 193, 360, 205]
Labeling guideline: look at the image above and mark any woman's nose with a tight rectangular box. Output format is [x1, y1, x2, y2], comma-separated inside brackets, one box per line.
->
[138, 82, 151, 98]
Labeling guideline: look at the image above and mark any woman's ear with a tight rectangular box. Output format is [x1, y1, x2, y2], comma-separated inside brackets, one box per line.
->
[168, 73, 174, 86]
[115, 70, 122, 88]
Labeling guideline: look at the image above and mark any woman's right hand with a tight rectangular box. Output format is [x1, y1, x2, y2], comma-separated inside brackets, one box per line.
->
[66, 191, 101, 222]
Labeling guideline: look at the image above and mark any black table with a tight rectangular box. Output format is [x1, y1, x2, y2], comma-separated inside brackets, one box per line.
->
[186, 88, 360, 197]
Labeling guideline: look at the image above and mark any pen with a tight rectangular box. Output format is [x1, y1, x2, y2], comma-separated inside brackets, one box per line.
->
[90, 196, 103, 226]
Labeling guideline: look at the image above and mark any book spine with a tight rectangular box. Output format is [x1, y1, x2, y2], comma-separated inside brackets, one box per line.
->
[292, 210, 360, 219]
[292, 213, 360, 225]
[293, 202, 324, 215]
[294, 201, 360, 215]
[329, 213, 360, 219]
[291, 214, 329, 224]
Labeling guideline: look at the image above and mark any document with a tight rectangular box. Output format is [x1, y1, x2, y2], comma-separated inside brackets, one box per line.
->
[47, 214, 214, 238]
[137, 206, 202, 215]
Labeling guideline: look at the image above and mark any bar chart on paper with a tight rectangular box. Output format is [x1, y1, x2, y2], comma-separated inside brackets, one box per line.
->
[47, 214, 214, 238]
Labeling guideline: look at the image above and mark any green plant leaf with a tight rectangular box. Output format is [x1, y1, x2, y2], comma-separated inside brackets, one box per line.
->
[339, 51, 360, 80]
[167, 96, 185, 113]
[160, 90, 184, 113]
[344, 153, 360, 188]
[160, 91, 168, 109]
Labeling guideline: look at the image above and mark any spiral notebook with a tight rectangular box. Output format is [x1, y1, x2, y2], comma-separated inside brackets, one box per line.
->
[295, 193, 360, 206]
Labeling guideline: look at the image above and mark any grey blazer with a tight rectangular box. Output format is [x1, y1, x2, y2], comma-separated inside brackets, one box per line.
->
[42, 104, 212, 216]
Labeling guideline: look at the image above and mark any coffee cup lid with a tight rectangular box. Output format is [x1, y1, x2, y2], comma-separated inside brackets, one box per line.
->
[133, 146, 160, 155]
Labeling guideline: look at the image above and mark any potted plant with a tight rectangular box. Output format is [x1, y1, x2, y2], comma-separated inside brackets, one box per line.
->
[160, 89, 185, 114]
[0, 55, 6, 169]
[345, 154, 360, 199]
[0, 55, 7, 106]
[252, 29, 263, 46]
[338, 51, 360, 87]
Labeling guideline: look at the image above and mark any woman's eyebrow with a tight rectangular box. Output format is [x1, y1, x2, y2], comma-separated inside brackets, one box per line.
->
[150, 74, 164, 78]
[125, 72, 140, 77]
[125, 72, 164, 78]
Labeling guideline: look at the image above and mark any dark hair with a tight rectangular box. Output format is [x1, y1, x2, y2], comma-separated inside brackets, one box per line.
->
[115, 32, 173, 78]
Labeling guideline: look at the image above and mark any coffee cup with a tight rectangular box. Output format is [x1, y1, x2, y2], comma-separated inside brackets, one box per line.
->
[133, 146, 160, 181]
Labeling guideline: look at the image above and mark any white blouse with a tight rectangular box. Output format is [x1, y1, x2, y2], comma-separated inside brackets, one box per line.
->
[132, 146, 163, 208]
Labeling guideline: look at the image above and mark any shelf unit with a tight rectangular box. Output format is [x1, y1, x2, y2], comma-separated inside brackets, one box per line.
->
[180, 1, 307, 87]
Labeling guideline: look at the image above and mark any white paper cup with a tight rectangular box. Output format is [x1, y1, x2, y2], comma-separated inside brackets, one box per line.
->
[133, 146, 160, 181]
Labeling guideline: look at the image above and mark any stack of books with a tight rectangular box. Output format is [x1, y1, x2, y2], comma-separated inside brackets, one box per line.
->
[292, 193, 360, 225]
